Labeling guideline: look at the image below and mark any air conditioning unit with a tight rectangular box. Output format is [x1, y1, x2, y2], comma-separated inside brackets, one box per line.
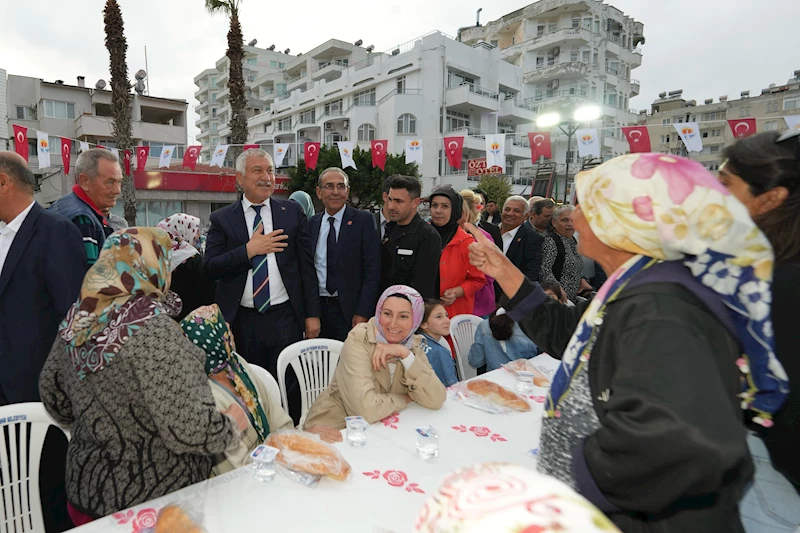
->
[343, 120, 349, 128]
[325, 123, 333, 130]
[548, 79, 559, 89]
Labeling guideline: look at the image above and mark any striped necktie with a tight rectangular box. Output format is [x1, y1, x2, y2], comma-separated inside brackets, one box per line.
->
[251, 204, 271, 313]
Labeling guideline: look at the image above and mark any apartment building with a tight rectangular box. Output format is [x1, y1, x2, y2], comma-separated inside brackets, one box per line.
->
[194, 43, 296, 161]
[638, 70, 800, 171]
[0, 69, 7, 150]
[459, 0, 645, 191]
[245, 32, 536, 195]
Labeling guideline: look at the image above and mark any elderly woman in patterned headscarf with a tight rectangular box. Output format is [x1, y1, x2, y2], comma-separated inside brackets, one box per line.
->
[156, 213, 214, 320]
[179, 304, 341, 476]
[303, 285, 447, 430]
[464, 153, 787, 533]
[39, 228, 248, 525]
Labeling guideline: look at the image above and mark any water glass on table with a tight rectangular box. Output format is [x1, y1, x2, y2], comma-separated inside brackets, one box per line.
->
[515, 370, 535, 394]
[416, 426, 440, 459]
[345, 416, 368, 447]
[250, 444, 279, 483]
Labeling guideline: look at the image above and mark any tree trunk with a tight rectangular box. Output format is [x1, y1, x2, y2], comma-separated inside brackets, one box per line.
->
[226, 9, 247, 164]
[104, 0, 136, 225]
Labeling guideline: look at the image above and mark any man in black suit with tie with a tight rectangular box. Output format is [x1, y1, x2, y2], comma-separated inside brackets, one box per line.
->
[496, 195, 543, 300]
[303, 168, 380, 341]
[205, 148, 319, 422]
[0, 151, 86, 532]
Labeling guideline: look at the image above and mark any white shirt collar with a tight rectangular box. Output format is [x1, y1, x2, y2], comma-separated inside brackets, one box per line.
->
[0, 201, 35, 234]
[324, 206, 346, 224]
[502, 224, 521, 241]
[242, 195, 271, 213]
[379, 209, 387, 225]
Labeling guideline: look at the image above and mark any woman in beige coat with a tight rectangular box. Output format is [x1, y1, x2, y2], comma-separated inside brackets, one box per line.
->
[304, 285, 447, 430]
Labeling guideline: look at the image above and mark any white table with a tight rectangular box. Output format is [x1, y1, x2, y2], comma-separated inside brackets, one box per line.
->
[73, 355, 559, 533]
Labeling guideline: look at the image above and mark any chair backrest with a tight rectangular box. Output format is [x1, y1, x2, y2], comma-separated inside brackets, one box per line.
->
[0, 403, 67, 533]
[277, 339, 344, 426]
[449, 314, 484, 382]
[248, 364, 283, 409]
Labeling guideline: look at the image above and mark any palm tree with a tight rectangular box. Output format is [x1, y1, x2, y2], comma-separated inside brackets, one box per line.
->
[206, 0, 248, 155]
[103, 0, 136, 225]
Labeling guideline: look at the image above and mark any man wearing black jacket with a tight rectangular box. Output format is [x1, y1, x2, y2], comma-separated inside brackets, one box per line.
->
[379, 175, 441, 298]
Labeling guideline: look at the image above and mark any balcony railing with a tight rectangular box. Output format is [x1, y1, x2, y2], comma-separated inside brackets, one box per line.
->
[287, 73, 307, 84]
[316, 59, 349, 71]
[534, 59, 557, 70]
[529, 89, 589, 102]
[299, 116, 317, 124]
[377, 88, 422, 105]
[447, 82, 499, 100]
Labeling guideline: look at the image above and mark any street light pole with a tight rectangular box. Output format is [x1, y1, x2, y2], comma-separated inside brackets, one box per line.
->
[558, 122, 577, 203]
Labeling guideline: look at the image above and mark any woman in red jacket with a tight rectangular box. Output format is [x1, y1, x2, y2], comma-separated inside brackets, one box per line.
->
[429, 185, 486, 317]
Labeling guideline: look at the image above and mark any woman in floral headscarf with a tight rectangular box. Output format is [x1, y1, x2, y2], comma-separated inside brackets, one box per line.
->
[39, 228, 246, 524]
[303, 285, 447, 430]
[157, 213, 214, 321]
[179, 304, 341, 475]
[464, 153, 786, 533]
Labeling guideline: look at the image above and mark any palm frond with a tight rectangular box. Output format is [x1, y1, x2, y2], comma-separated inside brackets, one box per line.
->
[204, 0, 230, 15]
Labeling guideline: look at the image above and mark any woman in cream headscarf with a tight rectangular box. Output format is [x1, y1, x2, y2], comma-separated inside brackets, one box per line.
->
[289, 190, 316, 219]
[303, 285, 447, 430]
[464, 153, 786, 533]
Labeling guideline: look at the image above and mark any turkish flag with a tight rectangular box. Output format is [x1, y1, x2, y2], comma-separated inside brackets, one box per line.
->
[304, 142, 321, 170]
[60, 138, 72, 174]
[123, 150, 132, 175]
[371, 140, 388, 170]
[243, 144, 259, 151]
[183, 145, 202, 170]
[443, 136, 464, 169]
[12, 125, 29, 161]
[621, 126, 652, 153]
[136, 146, 150, 171]
[728, 119, 757, 139]
[528, 132, 553, 161]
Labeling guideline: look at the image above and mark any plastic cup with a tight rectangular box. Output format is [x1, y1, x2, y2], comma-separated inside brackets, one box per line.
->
[345, 416, 368, 447]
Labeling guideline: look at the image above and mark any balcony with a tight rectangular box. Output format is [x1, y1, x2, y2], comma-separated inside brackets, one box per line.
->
[445, 82, 500, 113]
[528, 89, 592, 111]
[377, 88, 422, 105]
[500, 27, 592, 60]
[524, 61, 589, 84]
[499, 97, 538, 124]
[197, 114, 210, 126]
[631, 79, 640, 96]
[287, 73, 307, 91]
[311, 59, 349, 83]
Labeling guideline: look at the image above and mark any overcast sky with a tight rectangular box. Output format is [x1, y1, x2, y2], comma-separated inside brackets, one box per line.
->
[2, 0, 798, 144]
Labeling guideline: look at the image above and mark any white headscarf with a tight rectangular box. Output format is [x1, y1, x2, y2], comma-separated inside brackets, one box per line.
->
[156, 213, 201, 272]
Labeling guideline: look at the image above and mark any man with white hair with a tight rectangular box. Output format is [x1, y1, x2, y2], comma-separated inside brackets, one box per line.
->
[205, 148, 320, 424]
[495, 195, 542, 299]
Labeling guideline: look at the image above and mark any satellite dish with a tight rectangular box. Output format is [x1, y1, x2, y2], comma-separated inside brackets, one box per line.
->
[366, 45, 375, 52]
[268, 45, 275, 51]
[95, 79, 107, 90]
[135, 69, 147, 81]
[284, 48, 290, 54]
[354, 39, 363, 46]
[248, 39, 258, 46]
[134, 80, 146, 95]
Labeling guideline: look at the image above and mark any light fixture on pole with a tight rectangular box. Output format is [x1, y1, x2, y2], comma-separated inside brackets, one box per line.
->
[536, 105, 601, 202]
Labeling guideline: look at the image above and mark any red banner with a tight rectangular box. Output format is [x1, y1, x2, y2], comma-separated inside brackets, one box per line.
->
[304, 142, 321, 170]
[727, 119, 757, 138]
[443, 136, 464, 169]
[123, 150, 132, 175]
[136, 146, 150, 171]
[467, 158, 503, 177]
[12, 125, 28, 161]
[527, 132, 552, 161]
[60, 138, 72, 174]
[370, 140, 388, 170]
[243, 144, 259, 151]
[133, 170, 290, 194]
[183, 145, 201, 171]
[621, 126, 652, 153]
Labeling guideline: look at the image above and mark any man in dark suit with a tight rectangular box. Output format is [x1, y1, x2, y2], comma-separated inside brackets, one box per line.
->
[496, 195, 543, 300]
[0, 151, 86, 533]
[205, 148, 319, 423]
[303, 168, 380, 341]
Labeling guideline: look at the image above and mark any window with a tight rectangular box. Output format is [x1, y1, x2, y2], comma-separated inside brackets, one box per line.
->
[325, 99, 343, 115]
[211, 92, 217, 103]
[354, 88, 376, 106]
[572, 18, 580, 28]
[583, 17, 592, 29]
[784, 97, 800, 110]
[397, 113, 416, 134]
[270, 60, 278, 68]
[570, 50, 579, 62]
[210, 76, 217, 86]
[766, 102, 779, 113]
[357, 124, 375, 141]
[581, 50, 590, 63]
[279, 62, 285, 69]
[110, 201, 183, 227]
[211, 123, 217, 133]
[276, 83, 287, 96]
[446, 110, 470, 131]
[246, 58, 257, 65]
[498, 122, 514, 134]
[765, 121, 778, 131]
[490, 40, 499, 47]
[300, 109, 316, 123]
[211, 107, 217, 117]
[15, 106, 33, 120]
[326, 133, 343, 145]
[278, 118, 292, 131]
[709, 145, 720, 154]
[703, 111, 725, 121]
[397, 76, 406, 93]
[142, 142, 185, 159]
[739, 107, 750, 117]
[606, 91, 617, 107]
[263, 124, 270, 133]
[536, 25, 545, 37]
[43, 100, 75, 119]
[448, 71, 475, 88]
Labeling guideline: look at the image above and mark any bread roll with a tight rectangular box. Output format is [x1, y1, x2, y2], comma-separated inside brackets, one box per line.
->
[155, 505, 203, 533]
[266, 431, 352, 481]
[466, 379, 531, 412]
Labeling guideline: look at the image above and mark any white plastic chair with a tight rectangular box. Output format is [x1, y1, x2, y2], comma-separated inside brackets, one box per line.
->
[277, 339, 344, 426]
[0, 402, 68, 533]
[449, 314, 484, 382]
[248, 364, 283, 409]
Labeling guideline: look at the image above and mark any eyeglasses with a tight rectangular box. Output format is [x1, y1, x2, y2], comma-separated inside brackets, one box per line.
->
[320, 183, 348, 191]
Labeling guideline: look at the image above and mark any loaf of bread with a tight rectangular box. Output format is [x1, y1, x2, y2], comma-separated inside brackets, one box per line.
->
[266, 430, 352, 481]
[154, 505, 203, 533]
[503, 360, 550, 387]
[466, 379, 531, 412]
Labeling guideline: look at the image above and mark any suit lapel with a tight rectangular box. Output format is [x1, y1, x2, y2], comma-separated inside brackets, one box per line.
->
[309, 214, 322, 257]
[333, 206, 355, 263]
[269, 198, 288, 266]
[229, 200, 249, 245]
[0, 203, 42, 299]
[505, 228, 520, 258]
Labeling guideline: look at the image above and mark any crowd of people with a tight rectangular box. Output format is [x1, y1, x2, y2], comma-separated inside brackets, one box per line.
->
[0, 128, 797, 533]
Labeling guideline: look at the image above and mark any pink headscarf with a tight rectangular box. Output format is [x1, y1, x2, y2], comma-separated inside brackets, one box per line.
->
[374, 285, 424, 348]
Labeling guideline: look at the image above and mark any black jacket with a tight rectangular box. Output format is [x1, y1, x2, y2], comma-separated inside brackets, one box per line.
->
[171, 254, 215, 322]
[505, 269, 751, 533]
[477, 220, 502, 249]
[495, 223, 543, 302]
[380, 214, 441, 299]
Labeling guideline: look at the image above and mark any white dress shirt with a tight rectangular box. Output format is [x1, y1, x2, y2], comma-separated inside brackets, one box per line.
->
[501, 224, 521, 255]
[240, 196, 289, 308]
[0, 201, 35, 276]
[315, 206, 345, 297]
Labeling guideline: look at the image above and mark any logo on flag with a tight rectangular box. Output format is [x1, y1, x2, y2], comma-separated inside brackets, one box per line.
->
[681, 127, 696, 138]
[489, 142, 501, 154]
[580, 134, 595, 145]
[36, 131, 51, 169]
[40, 139, 49, 150]
[409, 140, 420, 151]
[673, 123, 703, 153]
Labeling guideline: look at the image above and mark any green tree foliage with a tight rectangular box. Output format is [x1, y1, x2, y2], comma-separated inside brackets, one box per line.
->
[287, 145, 420, 210]
[477, 174, 513, 208]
